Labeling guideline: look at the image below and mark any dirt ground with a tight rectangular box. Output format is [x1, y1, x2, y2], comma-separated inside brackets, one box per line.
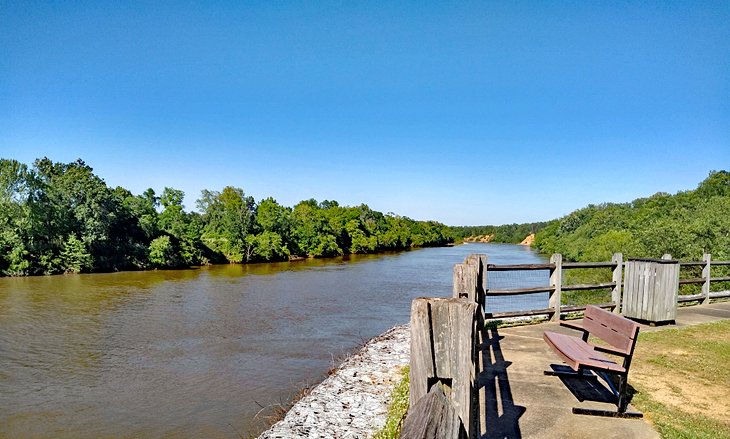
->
[630, 321, 730, 426]
[632, 348, 730, 423]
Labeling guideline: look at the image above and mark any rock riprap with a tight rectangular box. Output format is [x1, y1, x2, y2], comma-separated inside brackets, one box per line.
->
[257, 324, 410, 439]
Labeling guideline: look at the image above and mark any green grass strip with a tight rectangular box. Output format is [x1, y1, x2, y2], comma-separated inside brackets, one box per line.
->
[372, 366, 410, 439]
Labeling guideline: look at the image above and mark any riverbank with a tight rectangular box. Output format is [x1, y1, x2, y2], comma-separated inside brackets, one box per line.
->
[257, 325, 410, 439]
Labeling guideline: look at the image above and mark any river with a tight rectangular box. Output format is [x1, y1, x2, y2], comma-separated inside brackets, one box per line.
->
[0, 243, 546, 438]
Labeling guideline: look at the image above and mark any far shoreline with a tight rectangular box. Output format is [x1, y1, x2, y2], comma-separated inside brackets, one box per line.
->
[0, 242, 461, 279]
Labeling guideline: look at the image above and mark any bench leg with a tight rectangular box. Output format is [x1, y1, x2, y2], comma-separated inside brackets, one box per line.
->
[595, 371, 619, 399]
[543, 369, 596, 379]
[572, 407, 643, 418]
[617, 375, 630, 413]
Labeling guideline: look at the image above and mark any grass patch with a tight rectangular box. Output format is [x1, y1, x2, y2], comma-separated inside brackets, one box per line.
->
[630, 320, 730, 438]
[631, 388, 730, 439]
[372, 366, 410, 439]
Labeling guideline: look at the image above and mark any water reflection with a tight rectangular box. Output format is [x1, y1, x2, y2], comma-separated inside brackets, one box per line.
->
[0, 243, 545, 438]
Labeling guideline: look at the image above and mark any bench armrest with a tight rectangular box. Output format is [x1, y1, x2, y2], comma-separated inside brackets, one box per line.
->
[559, 320, 589, 341]
[559, 320, 586, 333]
[594, 345, 629, 357]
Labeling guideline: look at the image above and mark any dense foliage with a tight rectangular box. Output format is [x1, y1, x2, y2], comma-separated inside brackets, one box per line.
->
[0, 158, 452, 275]
[448, 222, 548, 243]
[534, 171, 730, 262]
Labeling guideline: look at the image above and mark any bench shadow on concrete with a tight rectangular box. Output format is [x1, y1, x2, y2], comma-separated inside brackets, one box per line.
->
[479, 327, 526, 439]
[545, 364, 642, 412]
[545, 364, 617, 405]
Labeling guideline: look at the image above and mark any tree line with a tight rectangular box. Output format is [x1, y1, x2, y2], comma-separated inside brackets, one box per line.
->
[533, 170, 730, 262]
[0, 157, 452, 276]
[448, 222, 548, 244]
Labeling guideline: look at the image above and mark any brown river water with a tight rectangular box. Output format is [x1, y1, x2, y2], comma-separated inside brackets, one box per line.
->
[0, 243, 546, 438]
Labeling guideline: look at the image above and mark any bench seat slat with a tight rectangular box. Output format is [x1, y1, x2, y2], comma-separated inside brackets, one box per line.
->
[543, 331, 626, 373]
[586, 306, 639, 336]
[582, 319, 633, 354]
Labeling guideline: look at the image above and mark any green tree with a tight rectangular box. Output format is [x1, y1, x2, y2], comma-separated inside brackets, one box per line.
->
[256, 197, 291, 235]
[158, 187, 186, 237]
[250, 231, 290, 261]
[290, 199, 342, 257]
[59, 234, 93, 273]
[346, 219, 377, 253]
[0, 159, 35, 275]
[125, 188, 159, 240]
[197, 186, 256, 262]
[148, 235, 179, 268]
[156, 187, 203, 265]
[31, 158, 126, 273]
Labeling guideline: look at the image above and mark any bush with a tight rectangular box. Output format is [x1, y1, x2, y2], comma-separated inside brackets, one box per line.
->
[148, 236, 179, 268]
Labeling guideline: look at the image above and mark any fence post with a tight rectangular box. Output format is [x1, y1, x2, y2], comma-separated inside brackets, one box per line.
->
[702, 253, 711, 305]
[482, 259, 488, 312]
[410, 297, 477, 439]
[611, 253, 623, 314]
[453, 263, 479, 302]
[549, 254, 562, 321]
[400, 385, 463, 439]
[463, 254, 487, 436]
[464, 254, 487, 307]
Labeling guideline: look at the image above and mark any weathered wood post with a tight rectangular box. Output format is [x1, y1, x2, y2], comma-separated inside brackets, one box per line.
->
[409, 298, 478, 438]
[481, 258, 488, 311]
[611, 253, 623, 314]
[453, 262, 479, 302]
[401, 385, 463, 439]
[702, 253, 711, 305]
[464, 254, 487, 304]
[549, 254, 563, 321]
[462, 254, 487, 435]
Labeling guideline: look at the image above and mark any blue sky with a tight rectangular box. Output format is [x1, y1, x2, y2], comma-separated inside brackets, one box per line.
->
[1, 1, 728, 225]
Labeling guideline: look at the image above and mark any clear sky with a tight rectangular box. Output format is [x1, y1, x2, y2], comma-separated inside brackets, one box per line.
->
[1, 1, 728, 225]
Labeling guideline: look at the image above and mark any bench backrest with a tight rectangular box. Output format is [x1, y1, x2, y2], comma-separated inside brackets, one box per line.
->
[583, 305, 640, 354]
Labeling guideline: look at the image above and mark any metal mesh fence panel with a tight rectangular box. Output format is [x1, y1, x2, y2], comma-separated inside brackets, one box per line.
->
[485, 269, 550, 313]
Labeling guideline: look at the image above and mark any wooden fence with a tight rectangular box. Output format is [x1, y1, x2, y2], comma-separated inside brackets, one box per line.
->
[676, 254, 730, 304]
[401, 252, 730, 438]
[484, 252, 730, 321]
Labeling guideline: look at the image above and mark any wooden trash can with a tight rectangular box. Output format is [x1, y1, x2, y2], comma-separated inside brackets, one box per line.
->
[623, 258, 679, 324]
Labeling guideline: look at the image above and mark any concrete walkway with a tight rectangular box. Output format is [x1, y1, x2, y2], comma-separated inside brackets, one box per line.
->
[481, 301, 730, 439]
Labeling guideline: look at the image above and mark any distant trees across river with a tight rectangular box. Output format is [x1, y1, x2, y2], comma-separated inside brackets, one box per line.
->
[0, 157, 452, 275]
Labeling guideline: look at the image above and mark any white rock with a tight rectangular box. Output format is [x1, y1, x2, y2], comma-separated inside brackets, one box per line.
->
[257, 325, 410, 439]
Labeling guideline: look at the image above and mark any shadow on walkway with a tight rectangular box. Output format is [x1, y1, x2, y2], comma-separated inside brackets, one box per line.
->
[546, 364, 618, 405]
[478, 326, 526, 439]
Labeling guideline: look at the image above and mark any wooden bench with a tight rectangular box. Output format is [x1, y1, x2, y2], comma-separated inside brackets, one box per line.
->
[543, 305, 642, 418]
